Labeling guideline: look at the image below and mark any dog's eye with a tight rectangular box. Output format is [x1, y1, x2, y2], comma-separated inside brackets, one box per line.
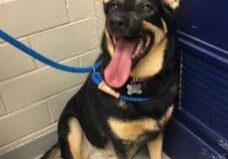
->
[142, 4, 153, 12]
[110, 4, 119, 12]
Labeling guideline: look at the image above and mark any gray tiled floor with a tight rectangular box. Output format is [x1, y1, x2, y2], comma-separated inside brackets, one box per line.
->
[0, 130, 171, 159]
[133, 148, 170, 159]
[134, 153, 170, 159]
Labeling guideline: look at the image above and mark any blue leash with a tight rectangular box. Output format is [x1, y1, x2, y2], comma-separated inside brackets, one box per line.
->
[0, 29, 151, 103]
[0, 29, 102, 73]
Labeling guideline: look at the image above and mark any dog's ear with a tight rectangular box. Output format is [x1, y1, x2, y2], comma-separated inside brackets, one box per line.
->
[162, 0, 180, 10]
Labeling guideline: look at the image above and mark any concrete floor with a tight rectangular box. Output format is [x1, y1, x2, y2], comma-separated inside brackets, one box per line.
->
[133, 148, 171, 159]
[134, 153, 170, 159]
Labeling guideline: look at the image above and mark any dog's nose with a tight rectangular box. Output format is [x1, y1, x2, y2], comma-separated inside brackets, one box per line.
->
[109, 13, 129, 30]
[110, 16, 125, 28]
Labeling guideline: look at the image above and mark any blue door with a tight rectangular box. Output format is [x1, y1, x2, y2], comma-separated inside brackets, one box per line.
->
[164, 0, 228, 158]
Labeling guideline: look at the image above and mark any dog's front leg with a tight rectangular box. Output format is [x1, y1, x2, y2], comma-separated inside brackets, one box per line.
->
[67, 119, 83, 159]
[59, 117, 84, 159]
[147, 134, 163, 159]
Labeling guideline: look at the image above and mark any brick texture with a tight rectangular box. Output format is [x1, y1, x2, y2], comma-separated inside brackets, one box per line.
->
[1, 57, 82, 112]
[30, 19, 96, 67]
[67, 0, 94, 21]
[0, 0, 105, 157]
[0, 0, 69, 38]
[0, 102, 51, 147]
[0, 97, 6, 116]
[94, 0, 105, 20]
[94, 18, 105, 46]
[48, 86, 80, 122]
[0, 39, 36, 82]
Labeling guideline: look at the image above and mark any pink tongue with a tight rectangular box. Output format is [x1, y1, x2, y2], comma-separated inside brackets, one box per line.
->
[104, 38, 137, 88]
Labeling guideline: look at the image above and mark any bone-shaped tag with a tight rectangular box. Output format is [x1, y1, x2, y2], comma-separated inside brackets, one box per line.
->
[127, 83, 142, 95]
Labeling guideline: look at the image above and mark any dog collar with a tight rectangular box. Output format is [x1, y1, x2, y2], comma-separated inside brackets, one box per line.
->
[91, 72, 152, 103]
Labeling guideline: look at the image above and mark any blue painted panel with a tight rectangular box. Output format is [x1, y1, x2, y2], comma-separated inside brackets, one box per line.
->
[177, 0, 228, 50]
[174, 110, 228, 157]
[178, 34, 228, 139]
[164, 0, 228, 158]
[164, 118, 227, 159]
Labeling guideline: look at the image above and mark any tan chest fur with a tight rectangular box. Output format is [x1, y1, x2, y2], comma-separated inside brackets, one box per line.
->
[108, 106, 174, 142]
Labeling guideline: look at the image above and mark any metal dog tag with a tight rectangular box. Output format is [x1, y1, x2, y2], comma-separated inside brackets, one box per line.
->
[127, 83, 142, 95]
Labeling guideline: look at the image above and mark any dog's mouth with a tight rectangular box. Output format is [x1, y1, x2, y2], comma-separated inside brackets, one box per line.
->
[104, 33, 153, 88]
[112, 34, 152, 63]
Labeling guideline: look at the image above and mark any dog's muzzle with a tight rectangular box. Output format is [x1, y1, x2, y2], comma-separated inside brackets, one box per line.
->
[108, 12, 142, 38]
[108, 12, 130, 37]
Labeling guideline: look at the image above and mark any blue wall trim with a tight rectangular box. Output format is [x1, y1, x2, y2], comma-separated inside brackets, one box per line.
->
[164, 119, 227, 159]
[167, 1, 228, 158]
[165, 30, 228, 158]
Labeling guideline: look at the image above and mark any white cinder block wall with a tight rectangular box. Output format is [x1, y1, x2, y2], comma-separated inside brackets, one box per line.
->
[0, 0, 105, 158]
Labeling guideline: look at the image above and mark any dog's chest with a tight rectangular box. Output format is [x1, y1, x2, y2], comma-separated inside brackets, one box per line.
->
[107, 105, 174, 142]
[107, 117, 159, 142]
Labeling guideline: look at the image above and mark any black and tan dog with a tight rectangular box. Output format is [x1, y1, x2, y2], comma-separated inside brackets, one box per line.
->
[42, 0, 180, 159]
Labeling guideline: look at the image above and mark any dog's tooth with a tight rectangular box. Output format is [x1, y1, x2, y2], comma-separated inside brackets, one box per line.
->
[132, 39, 144, 59]
[113, 37, 117, 45]
[138, 40, 143, 51]
[138, 40, 144, 54]
[135, 41, 142, 54]
[145, 35, 151, 47]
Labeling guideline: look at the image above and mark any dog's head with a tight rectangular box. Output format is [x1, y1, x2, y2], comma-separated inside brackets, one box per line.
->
[102, 0, 180, 88]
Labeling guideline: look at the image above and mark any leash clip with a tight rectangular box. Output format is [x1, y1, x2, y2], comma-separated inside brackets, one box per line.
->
[92, 65, 96, 72]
